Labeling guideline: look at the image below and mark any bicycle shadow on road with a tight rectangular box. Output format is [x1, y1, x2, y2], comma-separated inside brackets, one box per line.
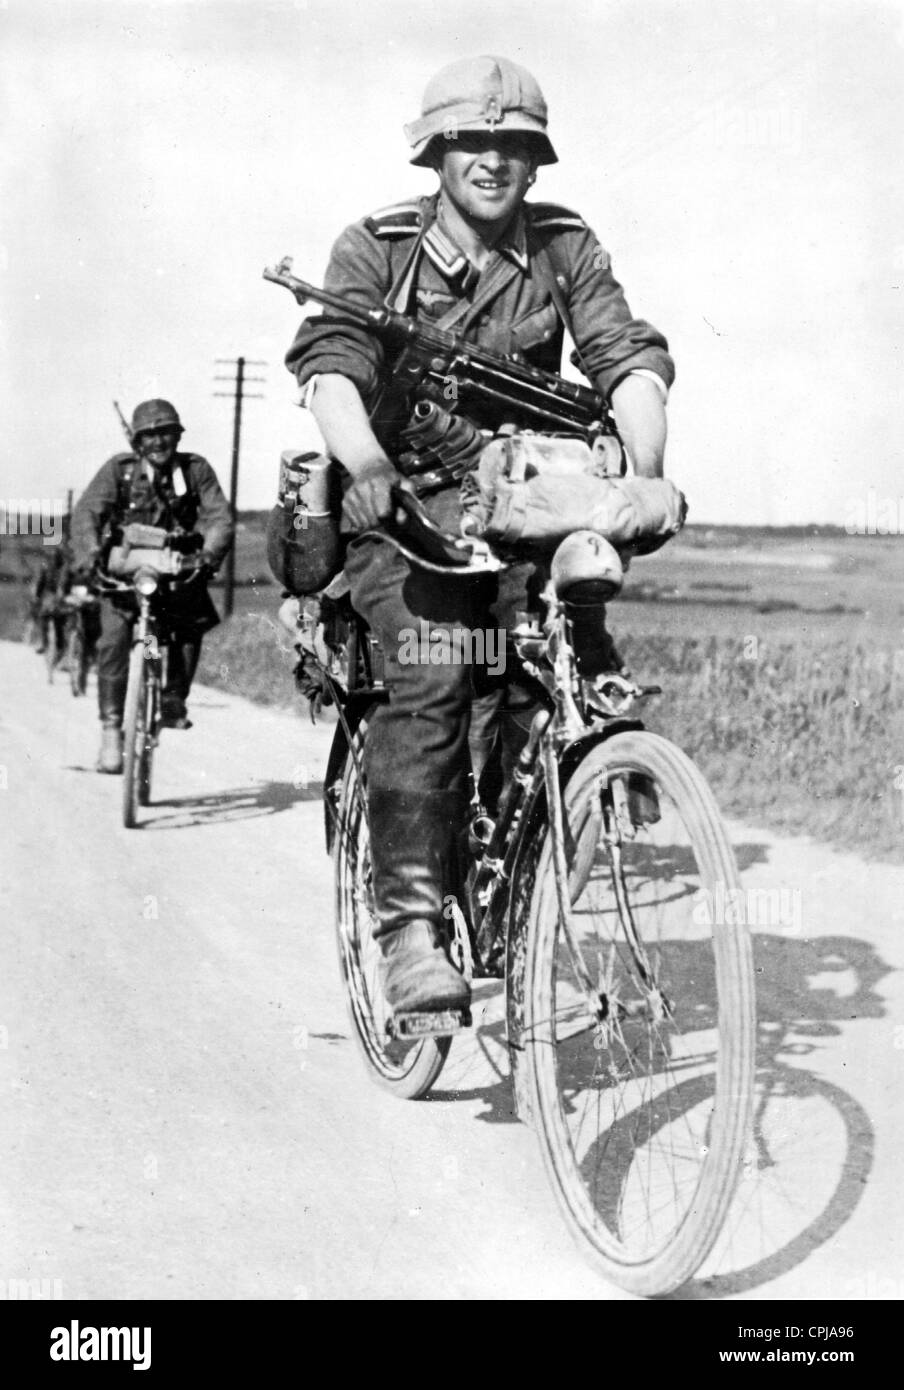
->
[672, 930, 889, 1299]
[432, 928, 889, 1300]
[427, 984, 520, 1124]
[136, 779, 324, 829]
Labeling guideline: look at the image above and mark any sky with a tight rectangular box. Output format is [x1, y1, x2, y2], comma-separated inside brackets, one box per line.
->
[2, 0, 903, 524]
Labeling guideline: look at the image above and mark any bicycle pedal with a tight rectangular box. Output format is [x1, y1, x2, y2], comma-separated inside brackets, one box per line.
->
[387, 1008, 472, 1039]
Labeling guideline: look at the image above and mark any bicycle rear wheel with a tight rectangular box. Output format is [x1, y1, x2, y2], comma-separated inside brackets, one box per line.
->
[333, 723, 450, 1099]
[523, 730, 755, 1296]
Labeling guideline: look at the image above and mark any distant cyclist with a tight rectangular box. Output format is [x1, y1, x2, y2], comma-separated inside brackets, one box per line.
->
[32, 542, 72, 660]
[71, 399, 234, 774]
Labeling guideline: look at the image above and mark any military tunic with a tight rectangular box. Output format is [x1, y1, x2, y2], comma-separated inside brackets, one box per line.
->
[286, 193, 674, 446]
[71, 451, 234, 573]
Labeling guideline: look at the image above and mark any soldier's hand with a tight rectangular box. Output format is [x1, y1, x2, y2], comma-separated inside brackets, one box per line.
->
[340, 458, 402, 534]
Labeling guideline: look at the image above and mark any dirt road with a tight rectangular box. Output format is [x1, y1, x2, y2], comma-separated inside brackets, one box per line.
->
[2, 639, 902, 1300]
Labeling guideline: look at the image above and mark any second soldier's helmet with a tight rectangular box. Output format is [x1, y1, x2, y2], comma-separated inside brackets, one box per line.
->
[131, 398, 183, 440]
[405, 55, 558, 167]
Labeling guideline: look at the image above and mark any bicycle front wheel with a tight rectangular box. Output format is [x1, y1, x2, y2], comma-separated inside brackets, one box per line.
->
[67, 623, 86, 696]
[137, 658, 157, 807]
[122, 643, 150, 828]
[44, 618, 59, 684]
[523, 730, 756, 1296]
[333, 723, 450, 1099]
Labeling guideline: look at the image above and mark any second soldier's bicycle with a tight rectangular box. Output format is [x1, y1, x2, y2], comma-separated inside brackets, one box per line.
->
[63, 586, 100, 697]
[98, 526, 203, 829]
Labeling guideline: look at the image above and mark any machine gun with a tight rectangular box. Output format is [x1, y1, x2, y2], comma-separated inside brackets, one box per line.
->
[263, 256, 617, 438]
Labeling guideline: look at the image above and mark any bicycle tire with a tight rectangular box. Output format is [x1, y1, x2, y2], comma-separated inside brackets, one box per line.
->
[333, 722, 450, 1099]
[122, 643, 148, 828]
[522, 730, 756, 1296]
[137, 660, 156, 807]
[67, 624, 86, 696]
[44, 618, 60, 685]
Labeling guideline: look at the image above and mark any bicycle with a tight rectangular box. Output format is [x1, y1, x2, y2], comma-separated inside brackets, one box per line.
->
[40, 600, 68, 684]
[98, 528, 203, 829]
[62, 586, 100, 696]
[316, 488, 756, 1297]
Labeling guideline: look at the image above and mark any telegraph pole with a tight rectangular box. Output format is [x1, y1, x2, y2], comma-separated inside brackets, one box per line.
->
[214, 356, 266, 618]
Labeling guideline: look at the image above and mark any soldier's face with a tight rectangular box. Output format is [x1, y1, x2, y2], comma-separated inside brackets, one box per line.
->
[136, 427, 180, 469]
[436, 132, 537, 226]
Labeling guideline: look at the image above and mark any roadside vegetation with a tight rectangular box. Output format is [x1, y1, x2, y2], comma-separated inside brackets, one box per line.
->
[622, 633, 904, 861]
[4, 521, 902, 861]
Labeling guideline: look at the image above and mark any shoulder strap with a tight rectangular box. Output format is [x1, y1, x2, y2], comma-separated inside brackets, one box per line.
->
[531, 239, 576, 339]
[526, 201, 587, 233]
[114, 454, 140, 511]
[384, 227, 429, 314]
[380, 197, 435, 314]
[170, 455, 196, 500]
[525, 201, 584, 333]
[365, 199, 424, 238]
[528, 234, 597, 382]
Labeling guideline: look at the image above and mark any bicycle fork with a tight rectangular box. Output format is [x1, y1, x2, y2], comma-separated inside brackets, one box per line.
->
[541, 738, 672, 1034]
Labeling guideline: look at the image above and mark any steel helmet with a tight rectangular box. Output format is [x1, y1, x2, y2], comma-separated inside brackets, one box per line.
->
[131, 398, 183, 439]
[405, 55, 558, 167]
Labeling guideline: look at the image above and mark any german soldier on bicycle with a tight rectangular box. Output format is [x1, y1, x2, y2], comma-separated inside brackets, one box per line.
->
[71, 398, 234, 774]
[283, 56, 675, 1017]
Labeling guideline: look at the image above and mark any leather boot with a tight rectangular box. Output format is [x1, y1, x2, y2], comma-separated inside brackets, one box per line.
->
[97, 726, 124, 775]
[96, 675, 125, 774]
[163, 640, 200, 728]
[367, 787, 470, 1013]
[161, 694, 192, 729]
[379, 920, 470, 1013]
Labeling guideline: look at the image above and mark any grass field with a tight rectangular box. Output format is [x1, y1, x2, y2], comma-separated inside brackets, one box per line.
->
[4, 518, 903, 861]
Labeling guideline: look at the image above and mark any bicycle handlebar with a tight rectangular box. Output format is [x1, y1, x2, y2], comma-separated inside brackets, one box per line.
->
[92, 551, 206, 595]
[362, 484, 505, 577]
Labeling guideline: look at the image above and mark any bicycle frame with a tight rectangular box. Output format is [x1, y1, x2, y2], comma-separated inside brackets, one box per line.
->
[134, 592, 168, 687]
[98, 561, 199, 826]
[320, 578, 662, 1120]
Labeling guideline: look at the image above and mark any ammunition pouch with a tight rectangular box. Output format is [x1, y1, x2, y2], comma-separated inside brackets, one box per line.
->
[395, 401, 486, 496]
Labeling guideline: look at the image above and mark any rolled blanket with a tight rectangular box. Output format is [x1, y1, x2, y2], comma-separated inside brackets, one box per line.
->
[471, 473, 687, 554]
